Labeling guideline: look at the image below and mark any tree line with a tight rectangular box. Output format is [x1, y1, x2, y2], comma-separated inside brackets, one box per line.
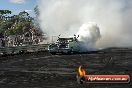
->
[0, 9, 42, 38]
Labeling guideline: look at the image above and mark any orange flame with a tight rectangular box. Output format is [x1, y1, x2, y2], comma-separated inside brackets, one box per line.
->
[78, 66, 86, 76]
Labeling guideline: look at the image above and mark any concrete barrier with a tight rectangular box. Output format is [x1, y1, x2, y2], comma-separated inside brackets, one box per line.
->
[0, 44, 48, 55]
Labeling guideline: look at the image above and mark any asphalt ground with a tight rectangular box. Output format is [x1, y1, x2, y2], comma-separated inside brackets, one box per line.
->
[0, 48, 132, 88]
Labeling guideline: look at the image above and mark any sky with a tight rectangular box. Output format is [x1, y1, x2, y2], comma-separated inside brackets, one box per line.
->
[0, 0, 38, 17]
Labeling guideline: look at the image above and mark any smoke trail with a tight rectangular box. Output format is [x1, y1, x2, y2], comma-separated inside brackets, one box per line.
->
[76, 23, 101, 50]
[38, 0, 132, 48]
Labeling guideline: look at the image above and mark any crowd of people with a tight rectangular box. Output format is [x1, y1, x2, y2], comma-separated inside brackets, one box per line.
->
[0, 35, 44, 47]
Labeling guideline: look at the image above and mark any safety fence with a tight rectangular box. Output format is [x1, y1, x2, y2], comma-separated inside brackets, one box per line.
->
[0, 44, 48, 55]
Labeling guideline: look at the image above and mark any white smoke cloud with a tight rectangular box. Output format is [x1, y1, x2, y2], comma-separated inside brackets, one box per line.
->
[76, 23, 101, 51]
[77, 23, 101, 47]
[38, 0, 132, 48]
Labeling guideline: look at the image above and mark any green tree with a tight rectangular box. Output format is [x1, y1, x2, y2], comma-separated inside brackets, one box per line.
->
[0, 10, 43, 37]
[0, 10, 11, 16]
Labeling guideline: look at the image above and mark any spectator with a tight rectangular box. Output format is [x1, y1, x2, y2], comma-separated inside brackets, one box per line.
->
[1, 38, 5, 47]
